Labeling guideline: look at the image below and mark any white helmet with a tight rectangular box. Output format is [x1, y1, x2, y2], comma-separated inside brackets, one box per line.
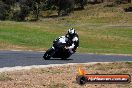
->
[68, 28, 76, 35]
[66, 28, 76, 39]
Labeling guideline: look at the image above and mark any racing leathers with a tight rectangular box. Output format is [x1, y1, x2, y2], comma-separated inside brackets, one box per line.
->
[65, 33, 79, 54]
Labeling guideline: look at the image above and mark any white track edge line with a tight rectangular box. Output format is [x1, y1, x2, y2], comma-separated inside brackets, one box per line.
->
[0, 62, 111, 72]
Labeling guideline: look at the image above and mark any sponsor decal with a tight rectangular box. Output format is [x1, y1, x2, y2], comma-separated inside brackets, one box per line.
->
[76, 67, 131, 85]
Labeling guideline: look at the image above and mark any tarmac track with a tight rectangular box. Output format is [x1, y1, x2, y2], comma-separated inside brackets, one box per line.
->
[0, 51, 132, 68]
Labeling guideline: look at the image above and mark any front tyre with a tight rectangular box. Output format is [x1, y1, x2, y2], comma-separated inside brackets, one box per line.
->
[43, 48, 54, 60]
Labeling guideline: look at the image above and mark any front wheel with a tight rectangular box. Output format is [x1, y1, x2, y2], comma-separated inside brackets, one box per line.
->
[43, 48, 54, 60]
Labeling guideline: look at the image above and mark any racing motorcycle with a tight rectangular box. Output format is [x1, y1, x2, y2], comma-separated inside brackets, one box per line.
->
[43, 36, 72, 60]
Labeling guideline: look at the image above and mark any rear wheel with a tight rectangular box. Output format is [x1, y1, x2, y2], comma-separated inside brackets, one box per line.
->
[43, 48, 54, 60]
[61, 57, 67, 60]
[61, 50, 71, 60]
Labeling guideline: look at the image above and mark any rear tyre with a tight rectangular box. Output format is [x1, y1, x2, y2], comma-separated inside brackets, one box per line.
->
[61, 50, 71, 60]
[61, 57, 67, 60]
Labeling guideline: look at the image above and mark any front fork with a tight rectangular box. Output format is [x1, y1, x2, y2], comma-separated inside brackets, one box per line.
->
[49, 47, 56, 56]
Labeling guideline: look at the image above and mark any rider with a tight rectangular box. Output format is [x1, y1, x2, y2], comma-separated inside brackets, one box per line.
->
[65, 28, 79, 54]
[52, 28, 79, 55]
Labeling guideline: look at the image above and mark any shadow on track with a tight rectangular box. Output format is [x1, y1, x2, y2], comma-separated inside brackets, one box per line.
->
[43, 58, 73, 61]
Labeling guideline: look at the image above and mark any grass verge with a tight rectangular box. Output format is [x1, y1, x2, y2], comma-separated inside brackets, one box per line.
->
[0, 3, 132, 54]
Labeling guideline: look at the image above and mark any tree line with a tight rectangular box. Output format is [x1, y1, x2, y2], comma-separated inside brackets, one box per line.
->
[0, 0, 131, 21]
[0, 0, 88, 21]
[0, 0, 43, 21]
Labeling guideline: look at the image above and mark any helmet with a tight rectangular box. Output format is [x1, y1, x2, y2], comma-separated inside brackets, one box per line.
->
[66, 28, 76, 39]
[68, 28, 76, 35]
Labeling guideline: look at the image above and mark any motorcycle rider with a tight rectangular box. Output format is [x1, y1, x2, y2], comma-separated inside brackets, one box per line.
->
[43, 28, 79, 60]
[65, 28, 79, 54]
[52, 28, 79, 57]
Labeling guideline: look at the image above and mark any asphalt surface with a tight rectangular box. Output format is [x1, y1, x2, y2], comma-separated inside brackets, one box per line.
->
[0, 51, 132, 68]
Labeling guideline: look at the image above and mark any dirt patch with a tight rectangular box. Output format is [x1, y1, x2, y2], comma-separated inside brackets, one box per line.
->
[0, 62, 132, 88]
[109, 25, 132, 29]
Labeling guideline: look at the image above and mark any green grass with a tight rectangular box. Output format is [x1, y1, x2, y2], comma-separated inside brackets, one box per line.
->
[0, 21, 63, 50]
[0, 25, 56, 47]
[0, 3, 132, 54]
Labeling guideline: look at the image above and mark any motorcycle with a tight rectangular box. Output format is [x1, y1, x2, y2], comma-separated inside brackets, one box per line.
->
[43, 36, 72, 60]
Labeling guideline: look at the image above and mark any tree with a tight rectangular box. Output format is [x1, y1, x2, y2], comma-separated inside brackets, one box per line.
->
[0, 1, 10, 20]
[2, 0, 16, 6]
[13, 5, 30, 21]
